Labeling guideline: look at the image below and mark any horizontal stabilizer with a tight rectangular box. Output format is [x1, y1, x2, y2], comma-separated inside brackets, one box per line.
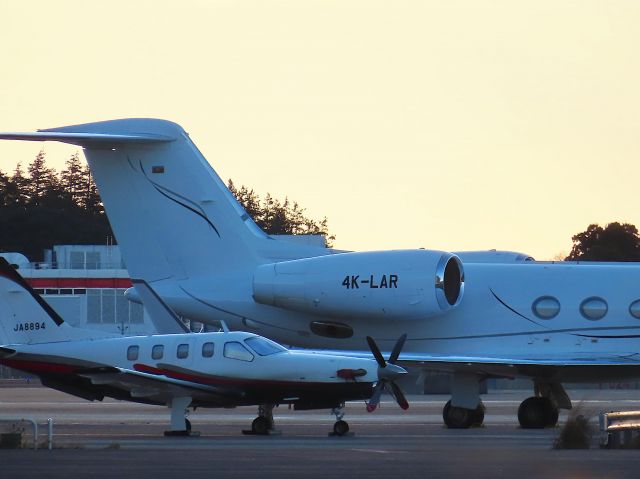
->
[0, 131, 174, 147]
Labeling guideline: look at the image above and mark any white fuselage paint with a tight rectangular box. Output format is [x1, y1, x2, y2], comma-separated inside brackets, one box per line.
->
[157, 261, 640, 364]
[6, 331, 379, 386]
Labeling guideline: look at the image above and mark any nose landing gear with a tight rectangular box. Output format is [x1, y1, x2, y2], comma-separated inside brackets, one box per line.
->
[329, 405, 352, 436]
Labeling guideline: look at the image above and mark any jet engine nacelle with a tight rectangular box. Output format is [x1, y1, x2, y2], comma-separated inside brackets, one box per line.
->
[252, 250, 464, 320]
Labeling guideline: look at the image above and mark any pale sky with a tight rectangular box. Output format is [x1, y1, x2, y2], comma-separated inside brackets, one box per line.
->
[1, 0, 640, 260]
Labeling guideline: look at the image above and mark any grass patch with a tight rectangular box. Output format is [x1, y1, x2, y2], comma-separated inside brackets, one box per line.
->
[554, 411, 592, 449]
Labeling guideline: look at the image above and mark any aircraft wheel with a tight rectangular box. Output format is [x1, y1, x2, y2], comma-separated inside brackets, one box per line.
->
[443, 400, 475, 429]
[252, 416, 271, 435]
[545, 401, 559, 427]
[518, 397, 556, 428]
[472, 402, 485, 427]
[333, 420, 350, 436]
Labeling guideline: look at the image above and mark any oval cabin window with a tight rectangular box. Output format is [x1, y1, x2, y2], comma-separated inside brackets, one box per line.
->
[629, 300, 640, 319]
[532, 296, 560, 320]
[580, 297, 608, 321]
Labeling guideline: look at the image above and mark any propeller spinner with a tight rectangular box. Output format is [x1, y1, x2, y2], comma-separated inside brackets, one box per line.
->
[366, 334, 409, 412]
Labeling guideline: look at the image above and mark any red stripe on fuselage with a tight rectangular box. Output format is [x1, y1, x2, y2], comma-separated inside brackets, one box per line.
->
[0, 358, 77, 374]
[135, 363, 370, 391]
[133, 363, 164, 375]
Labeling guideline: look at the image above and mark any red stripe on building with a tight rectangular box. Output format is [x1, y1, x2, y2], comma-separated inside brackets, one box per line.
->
[26, 278, 133, 289]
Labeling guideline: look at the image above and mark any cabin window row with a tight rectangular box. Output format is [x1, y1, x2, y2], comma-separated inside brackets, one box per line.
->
[126, 341, 256, 362]
[531, 296, 640, 321]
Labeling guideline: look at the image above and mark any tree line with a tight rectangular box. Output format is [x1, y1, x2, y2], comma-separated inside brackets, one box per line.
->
[227, 180, 334, 245]
[0, 152, 334, 262]
[1, 151, 639, 263]
[0, 152, 109, 261]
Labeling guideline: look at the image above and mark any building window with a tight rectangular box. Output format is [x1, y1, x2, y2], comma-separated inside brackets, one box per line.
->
[177, 344, 189, 359]
[223, 342, 254, 362]
[102, 289, 115, 323]
[87, 288, 145, 325]
[127, 345, 139, 361]
[70, 251, 101, 269]
[202, 342, 215, 358]
[532, 296, 560, 319]
[152, 345, 164, 360]
[580, 297, 608, 321]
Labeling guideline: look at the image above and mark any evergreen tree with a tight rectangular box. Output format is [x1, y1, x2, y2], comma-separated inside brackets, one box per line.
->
[0, 171, 12, 207]
[26, 150, 58, 207]
[60, 153, 85, 206]
[227, 180, 335, 246]
[10, 163, 29, 206]
[228, 180, 262, 222]
[80, 164, 103, 214]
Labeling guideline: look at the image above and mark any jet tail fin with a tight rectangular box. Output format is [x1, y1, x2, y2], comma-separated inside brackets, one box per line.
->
[0, 119, 331, 289]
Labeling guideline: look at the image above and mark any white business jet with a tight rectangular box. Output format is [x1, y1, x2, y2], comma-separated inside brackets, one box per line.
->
[3, 119, 640, 429]
[0, 258, 408, 436]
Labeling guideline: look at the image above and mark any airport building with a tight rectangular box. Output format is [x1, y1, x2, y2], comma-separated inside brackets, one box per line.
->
[3, 245, 156, 337]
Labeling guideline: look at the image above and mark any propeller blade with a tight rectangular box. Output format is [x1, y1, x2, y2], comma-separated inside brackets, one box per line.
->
[366, 381, 386, 412]
[389, 381, 409, 410]
[366, 336, 386, 369]
[388, 333, 407, 364]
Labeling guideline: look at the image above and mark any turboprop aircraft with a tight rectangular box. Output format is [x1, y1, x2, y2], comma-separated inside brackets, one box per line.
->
[3, 119, 640, 430]
[0, 258, 408, 436]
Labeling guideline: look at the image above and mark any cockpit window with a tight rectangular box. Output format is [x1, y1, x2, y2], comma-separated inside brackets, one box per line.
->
[223, 341, 254, 362]
[244, 336, 287, 356]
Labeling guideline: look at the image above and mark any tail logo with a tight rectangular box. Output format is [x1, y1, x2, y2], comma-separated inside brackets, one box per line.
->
[128, 156, 221, 238]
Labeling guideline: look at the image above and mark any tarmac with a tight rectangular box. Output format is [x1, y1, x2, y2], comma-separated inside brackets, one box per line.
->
[2, 384, 640, 478]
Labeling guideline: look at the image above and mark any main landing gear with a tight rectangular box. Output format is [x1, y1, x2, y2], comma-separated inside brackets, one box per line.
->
[243, 404, 281, 435]
[517, 397, 559, 429]
[164, 396, 200, 436]
[442, 400, 485, 429]
[330, 405, 352, 437]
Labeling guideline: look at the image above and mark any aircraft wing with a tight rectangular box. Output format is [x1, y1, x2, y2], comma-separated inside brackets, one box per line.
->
[78, 366, 242, 406]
